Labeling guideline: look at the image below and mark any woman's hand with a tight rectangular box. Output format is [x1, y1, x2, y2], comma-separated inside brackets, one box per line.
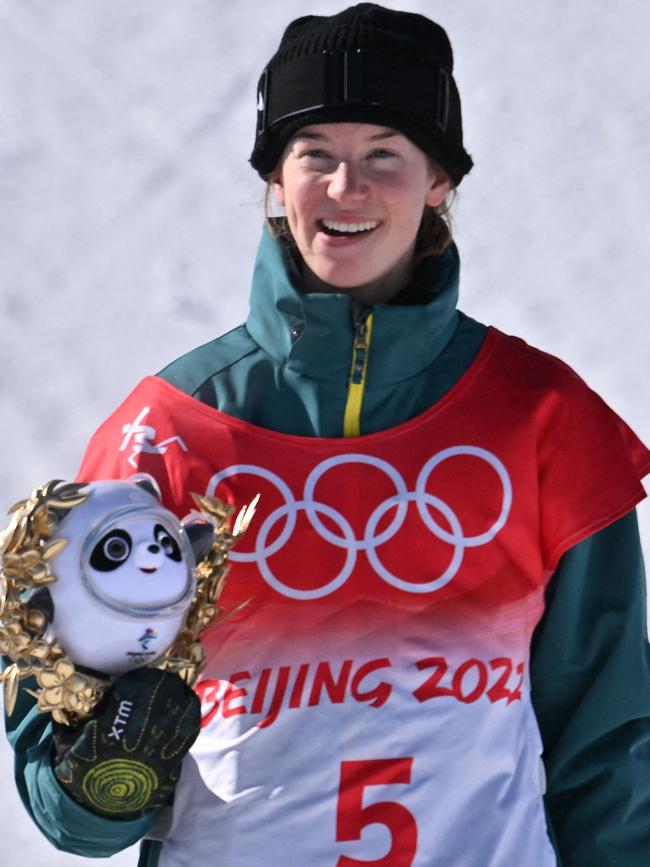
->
[52, 667, 201, 820]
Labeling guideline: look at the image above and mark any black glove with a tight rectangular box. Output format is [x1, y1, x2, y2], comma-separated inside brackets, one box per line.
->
[52, 667, 201, 819]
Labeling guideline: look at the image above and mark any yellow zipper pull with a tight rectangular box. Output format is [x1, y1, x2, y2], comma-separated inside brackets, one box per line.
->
[343, 311, 374, 437]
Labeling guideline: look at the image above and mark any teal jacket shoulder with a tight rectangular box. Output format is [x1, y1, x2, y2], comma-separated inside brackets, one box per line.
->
[158, 325, 257, 397]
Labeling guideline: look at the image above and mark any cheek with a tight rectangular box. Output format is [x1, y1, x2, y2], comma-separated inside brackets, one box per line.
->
[387, 189, 429, 235]
[285, 185, 318, 232]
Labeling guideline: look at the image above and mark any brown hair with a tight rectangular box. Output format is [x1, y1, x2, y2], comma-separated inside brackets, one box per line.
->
[413, 194, 456, 263]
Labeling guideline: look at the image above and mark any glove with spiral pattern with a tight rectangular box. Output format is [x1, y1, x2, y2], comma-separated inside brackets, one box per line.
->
[52, 667, 201, 819]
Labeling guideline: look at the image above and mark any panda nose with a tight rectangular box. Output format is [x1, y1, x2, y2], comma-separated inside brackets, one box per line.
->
[136, 541, 165, 572]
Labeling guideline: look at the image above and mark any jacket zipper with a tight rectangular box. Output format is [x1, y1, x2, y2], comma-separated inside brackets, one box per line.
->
[343, 307, 374, 437]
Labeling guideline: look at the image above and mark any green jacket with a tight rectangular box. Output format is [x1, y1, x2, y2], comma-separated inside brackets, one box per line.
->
[6, 227, 650, 866]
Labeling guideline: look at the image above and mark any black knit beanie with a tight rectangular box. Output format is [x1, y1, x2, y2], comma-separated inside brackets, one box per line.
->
[250, 3, 473, 186]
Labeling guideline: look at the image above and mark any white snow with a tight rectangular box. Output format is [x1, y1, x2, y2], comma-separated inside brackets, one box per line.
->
[0, 1, 648, 864]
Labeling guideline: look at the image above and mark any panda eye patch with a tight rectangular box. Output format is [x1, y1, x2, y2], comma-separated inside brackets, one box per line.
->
[90, 530, 132, 572]
[154, 524, 181, 562]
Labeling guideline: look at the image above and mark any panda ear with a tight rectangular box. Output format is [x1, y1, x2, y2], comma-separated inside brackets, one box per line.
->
[129, 473, 162, 501]
[184, 520, 215, 564]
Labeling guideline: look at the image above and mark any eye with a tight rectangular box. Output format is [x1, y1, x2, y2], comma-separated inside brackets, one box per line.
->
[90, 530, 132, 572]
[299, 149, 335, 170]
[105, 537, 130, 561]
[154, 524, 181, 562]
[367, 149, 397, 162]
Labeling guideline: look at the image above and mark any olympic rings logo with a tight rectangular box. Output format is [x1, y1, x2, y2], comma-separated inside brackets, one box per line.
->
[206, 447, 512, 601]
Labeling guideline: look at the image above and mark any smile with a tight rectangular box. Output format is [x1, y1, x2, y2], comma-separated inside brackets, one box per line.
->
[319, 219, 379, 237]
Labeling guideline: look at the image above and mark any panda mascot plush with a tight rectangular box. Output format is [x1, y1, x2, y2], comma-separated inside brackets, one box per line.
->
[0, 473, 253, 724]
[44, 474, 213, 676]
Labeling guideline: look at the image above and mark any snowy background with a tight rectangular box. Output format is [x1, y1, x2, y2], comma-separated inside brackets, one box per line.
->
[1, 1, 648, 863]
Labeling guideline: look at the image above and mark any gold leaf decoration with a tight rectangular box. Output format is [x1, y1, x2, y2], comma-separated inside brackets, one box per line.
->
[156, 491, 258, 687]
[42, 538, 68, 562]
[2, 664, 20, 716]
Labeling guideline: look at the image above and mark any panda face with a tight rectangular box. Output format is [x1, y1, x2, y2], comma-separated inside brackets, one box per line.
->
[81, 512, 193, 614]
[90, 524, 182, 572]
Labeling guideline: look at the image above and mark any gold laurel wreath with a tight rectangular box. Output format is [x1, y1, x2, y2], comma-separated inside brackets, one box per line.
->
[0, 480, 256, 726]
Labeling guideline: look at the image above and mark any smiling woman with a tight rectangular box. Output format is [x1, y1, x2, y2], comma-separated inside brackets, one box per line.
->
[5, 4, 650, 867]
[271, 123, 451, 302]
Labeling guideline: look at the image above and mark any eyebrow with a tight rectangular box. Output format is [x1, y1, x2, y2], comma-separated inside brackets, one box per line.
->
[293, 129, 400, 142]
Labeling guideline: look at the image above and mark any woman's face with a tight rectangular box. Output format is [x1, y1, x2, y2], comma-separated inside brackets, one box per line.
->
[271, 123, 451, 303]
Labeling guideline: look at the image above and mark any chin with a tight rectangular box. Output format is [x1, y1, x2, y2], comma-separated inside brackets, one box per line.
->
[314, 266, 379, 291]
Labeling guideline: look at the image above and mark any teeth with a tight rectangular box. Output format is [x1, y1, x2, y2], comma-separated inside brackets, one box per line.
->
[322, 219, 379, 233]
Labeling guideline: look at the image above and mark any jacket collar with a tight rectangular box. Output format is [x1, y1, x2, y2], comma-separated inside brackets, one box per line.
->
[246, 225, 460, 386]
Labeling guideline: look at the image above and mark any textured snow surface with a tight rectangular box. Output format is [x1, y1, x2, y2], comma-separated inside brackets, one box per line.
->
[1, 1, 648, 864]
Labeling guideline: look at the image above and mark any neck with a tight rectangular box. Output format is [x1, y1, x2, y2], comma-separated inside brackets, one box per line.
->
[300, 257, 415, 305]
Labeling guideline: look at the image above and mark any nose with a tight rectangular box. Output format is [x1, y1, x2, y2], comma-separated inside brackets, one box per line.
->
[136, 541, 165, 572]
[327, 161, 367, 203]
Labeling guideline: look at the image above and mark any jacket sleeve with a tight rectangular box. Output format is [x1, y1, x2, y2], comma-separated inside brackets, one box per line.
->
[530, 509, 650, 866]
[4, 679, 156, 857]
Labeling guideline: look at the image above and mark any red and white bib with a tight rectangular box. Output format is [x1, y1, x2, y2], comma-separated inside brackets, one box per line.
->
[78, 328, 650, 867]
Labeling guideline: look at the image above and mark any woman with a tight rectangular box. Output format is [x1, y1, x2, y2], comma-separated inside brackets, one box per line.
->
[6, 5, 650, 866]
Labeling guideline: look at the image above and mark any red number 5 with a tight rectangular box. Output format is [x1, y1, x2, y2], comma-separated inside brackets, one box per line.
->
[336, 758, 417, 866]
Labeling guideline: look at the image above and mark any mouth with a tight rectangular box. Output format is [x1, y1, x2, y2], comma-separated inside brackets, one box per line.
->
[139, 567, 157, 574]
[318, 219, 380, 238]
